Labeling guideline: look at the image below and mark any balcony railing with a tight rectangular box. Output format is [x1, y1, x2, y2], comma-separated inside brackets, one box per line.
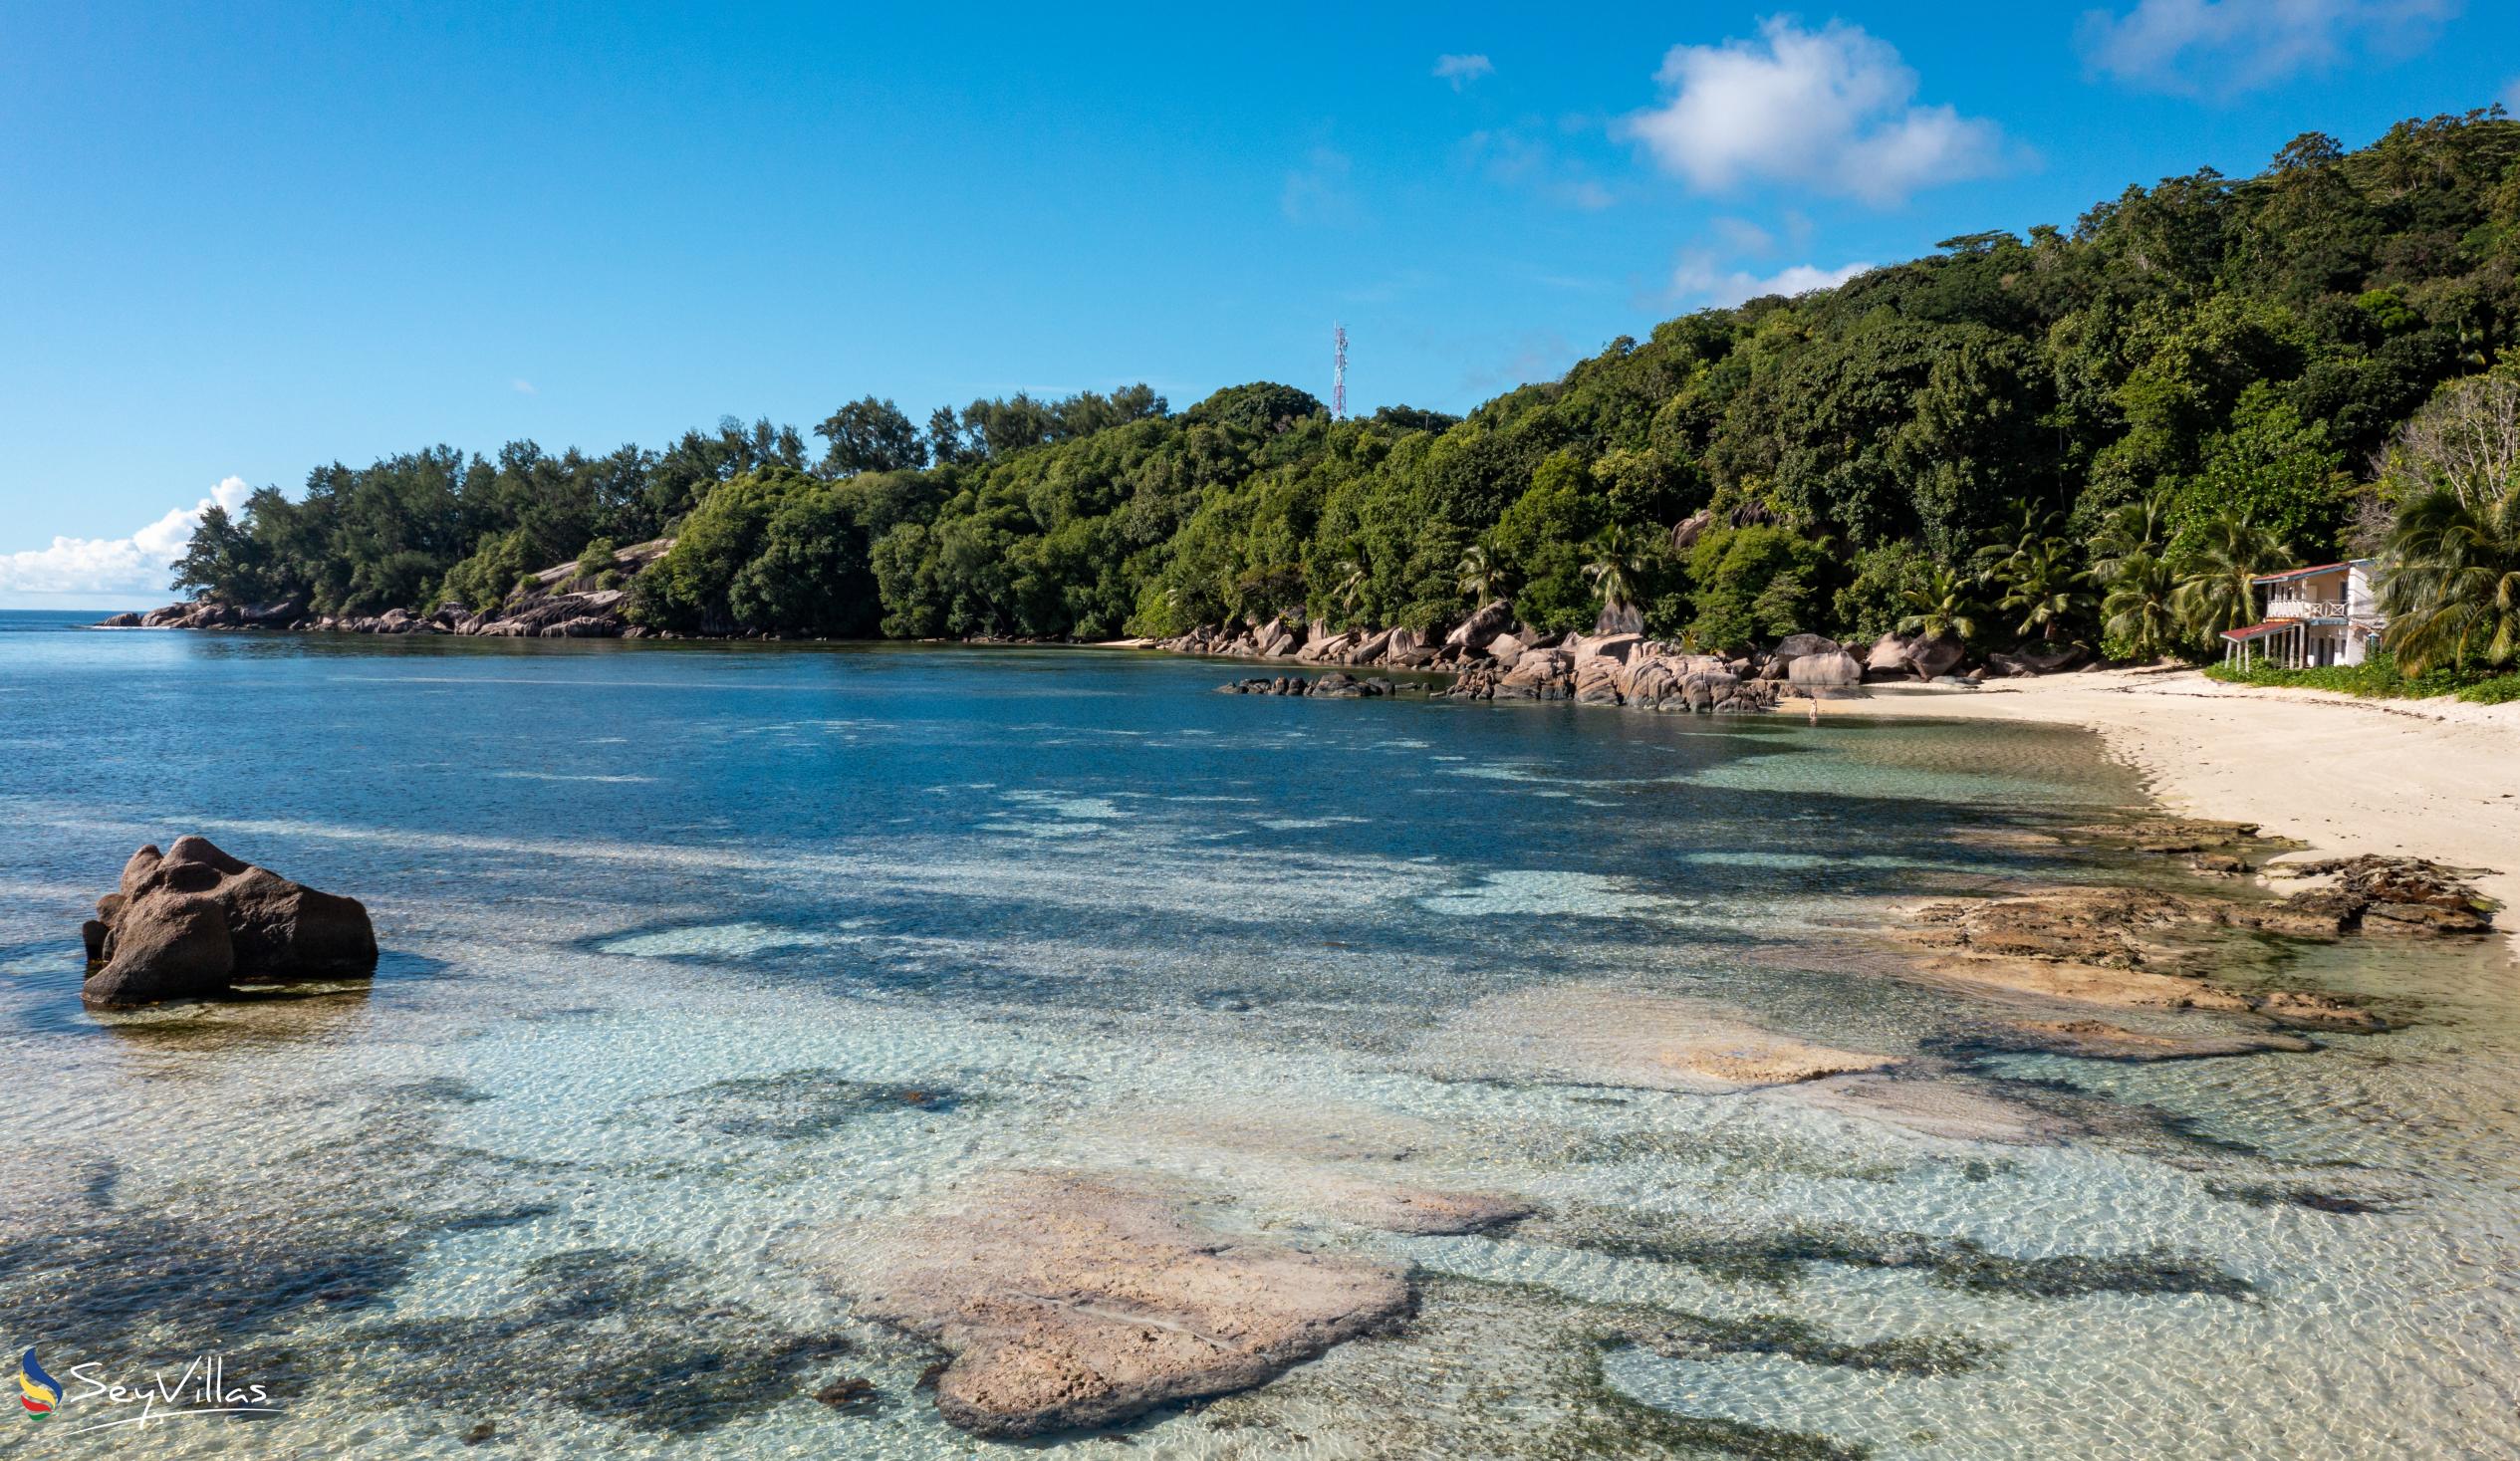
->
[2266, 598, 2353, 619]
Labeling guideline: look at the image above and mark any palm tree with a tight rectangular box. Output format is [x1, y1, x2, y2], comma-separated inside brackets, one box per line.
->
[2382, 486, 2520, 672]
[1455, 545, 1506, 606]
[2170, 509, 2285, 641]
[1971, 505, 2062, 582]
[1582, 525, 1646, 615]
[2089, 496, 2169, 587]
[1329, 557, 1370, 621]
[2101, 550, 2180, 660]
[1975, 509, 2092, 644]
[1994, 536, 2094, 643]
[1895, 565, 1982, 643]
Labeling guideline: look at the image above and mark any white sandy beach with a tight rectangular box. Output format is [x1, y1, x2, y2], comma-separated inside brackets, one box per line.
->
[1833, 667, 2520, 917]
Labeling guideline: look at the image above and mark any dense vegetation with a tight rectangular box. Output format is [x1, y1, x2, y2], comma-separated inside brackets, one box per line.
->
[177, 111, 2520, 664]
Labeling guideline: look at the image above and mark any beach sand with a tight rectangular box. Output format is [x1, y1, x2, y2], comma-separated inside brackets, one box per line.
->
[1828, 667, 2520, 919]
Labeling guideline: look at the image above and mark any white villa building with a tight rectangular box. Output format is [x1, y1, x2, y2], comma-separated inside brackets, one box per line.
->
[2219, 559, 2385, 668]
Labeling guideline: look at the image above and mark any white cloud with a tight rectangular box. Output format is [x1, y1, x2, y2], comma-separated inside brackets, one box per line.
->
[1434, 54, 1495, 91]
[1669, 254, 1872, 308]
[2079, 0, 2458, 95]
[0, 476, 251, 599]
[511, 377, 538, 394]
[1621, 18, 2010, 205]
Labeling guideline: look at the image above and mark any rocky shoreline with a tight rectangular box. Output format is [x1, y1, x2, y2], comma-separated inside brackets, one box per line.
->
[102, 531, 2072, 717]
[95, 539, 673, 640]
[1150, 604, 2003, 715]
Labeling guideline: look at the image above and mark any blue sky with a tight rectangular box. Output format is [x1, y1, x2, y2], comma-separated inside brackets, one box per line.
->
[4, 0, 2514, 607]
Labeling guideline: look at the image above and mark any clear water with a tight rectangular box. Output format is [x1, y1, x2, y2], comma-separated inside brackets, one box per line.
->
[2, 609, 2514, 1458]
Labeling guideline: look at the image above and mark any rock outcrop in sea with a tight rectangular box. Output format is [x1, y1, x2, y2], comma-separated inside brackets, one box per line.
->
[81, 837, 378, 1007]
[99, 539, 674, 640]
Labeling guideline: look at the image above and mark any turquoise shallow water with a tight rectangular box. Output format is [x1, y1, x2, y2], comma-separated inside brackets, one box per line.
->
[2, 611, 2515, 1458]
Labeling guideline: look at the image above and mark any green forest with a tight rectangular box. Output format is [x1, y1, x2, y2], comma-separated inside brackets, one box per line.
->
[176, 110, 2520, 669]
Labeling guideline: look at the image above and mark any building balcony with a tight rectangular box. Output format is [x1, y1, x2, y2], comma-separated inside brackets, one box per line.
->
[2265, 598, 2353, 620]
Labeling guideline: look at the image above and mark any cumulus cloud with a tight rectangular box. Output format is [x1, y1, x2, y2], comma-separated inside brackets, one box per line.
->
[1670, 254, 1873, 308]
[0, 477, 251, 599]
[1621, 18, 2010, 205]
[1434, 54, 1495, 91]
[2079, 0, 2458, 95]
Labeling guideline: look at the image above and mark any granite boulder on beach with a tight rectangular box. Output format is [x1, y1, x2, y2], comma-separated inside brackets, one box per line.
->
[81, 837, 378, 1007]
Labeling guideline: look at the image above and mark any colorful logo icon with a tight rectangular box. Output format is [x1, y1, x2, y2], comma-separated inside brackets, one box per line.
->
[18, 1349, 62, 1419]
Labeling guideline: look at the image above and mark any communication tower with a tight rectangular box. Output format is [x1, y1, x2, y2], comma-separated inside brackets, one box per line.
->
[1332, 325, 1348, 420]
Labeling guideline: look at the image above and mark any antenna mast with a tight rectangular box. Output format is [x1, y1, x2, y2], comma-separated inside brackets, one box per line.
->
[1332, 325, 1349, 420]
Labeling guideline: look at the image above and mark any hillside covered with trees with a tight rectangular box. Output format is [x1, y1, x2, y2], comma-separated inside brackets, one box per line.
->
[174, 110, 2520, 667]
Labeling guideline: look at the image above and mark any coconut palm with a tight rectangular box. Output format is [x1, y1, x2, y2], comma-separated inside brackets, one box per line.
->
[1971, 505, 2063, 581]
[2089, 495, 2169, 587]
[1328, 557, 1370, 620]
[2101, 550, 2180, 659]
[1455, 545, 1507, 605]
[1894, 565, 1983, 643]
[1993, 537, 2094, 643]
[2382, 485, 2520, 672]
[2170, 509, 2285, 641]
[1581, 525, 1646, 615]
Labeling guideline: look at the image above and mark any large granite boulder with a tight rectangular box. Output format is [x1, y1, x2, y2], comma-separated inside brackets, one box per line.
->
[1755, 632, 1844, 680]
[1296, 624, 1355, 662]
[1786, 649, 1865, 688]
[1376, 627, 1435, 667]
[1985, 643, 2088, 677]
[1496, 648, 1575, 699]
[1573, 657, 1624, 705]
[1443, 600, 1513, 651]
[1865, 630, 1967, 681]
[83, 838, 378, 1008]
[1593, 602, 1643, 635]
[1570, 632, 1643, 665]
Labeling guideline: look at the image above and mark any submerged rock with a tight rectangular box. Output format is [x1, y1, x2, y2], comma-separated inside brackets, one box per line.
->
[1896, 886, 2380, 1030]
[82, 837, 378, 1007]
[1414, 987, 1897, 1094]
[1968, 1018, 2319, 1062]
[1778, 1074, 2071, 1144]
[832, 1173, 1410, 1438]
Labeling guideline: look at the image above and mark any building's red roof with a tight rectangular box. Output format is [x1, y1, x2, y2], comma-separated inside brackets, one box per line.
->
[2252, 560, 2372, 585]
[2220, 620, 2297, 641]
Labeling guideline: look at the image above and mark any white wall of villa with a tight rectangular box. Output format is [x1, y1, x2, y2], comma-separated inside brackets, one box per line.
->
[2221, 560, 2384, 669]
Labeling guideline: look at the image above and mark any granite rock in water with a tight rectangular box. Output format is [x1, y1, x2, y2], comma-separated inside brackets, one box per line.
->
[83, 837, 378, 1007]
[840, 1173, 1411, 1438]
[2278, 855, 2493, 935]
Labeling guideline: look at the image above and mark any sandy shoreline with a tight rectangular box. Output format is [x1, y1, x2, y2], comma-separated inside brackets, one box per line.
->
[1827, 667, 2520, 918]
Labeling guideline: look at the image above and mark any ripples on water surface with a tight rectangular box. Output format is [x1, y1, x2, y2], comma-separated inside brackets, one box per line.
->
[1, 611, 2514, 1458]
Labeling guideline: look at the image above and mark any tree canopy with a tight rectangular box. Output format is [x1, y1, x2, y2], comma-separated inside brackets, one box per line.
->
[176, 112, 2520, 655]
